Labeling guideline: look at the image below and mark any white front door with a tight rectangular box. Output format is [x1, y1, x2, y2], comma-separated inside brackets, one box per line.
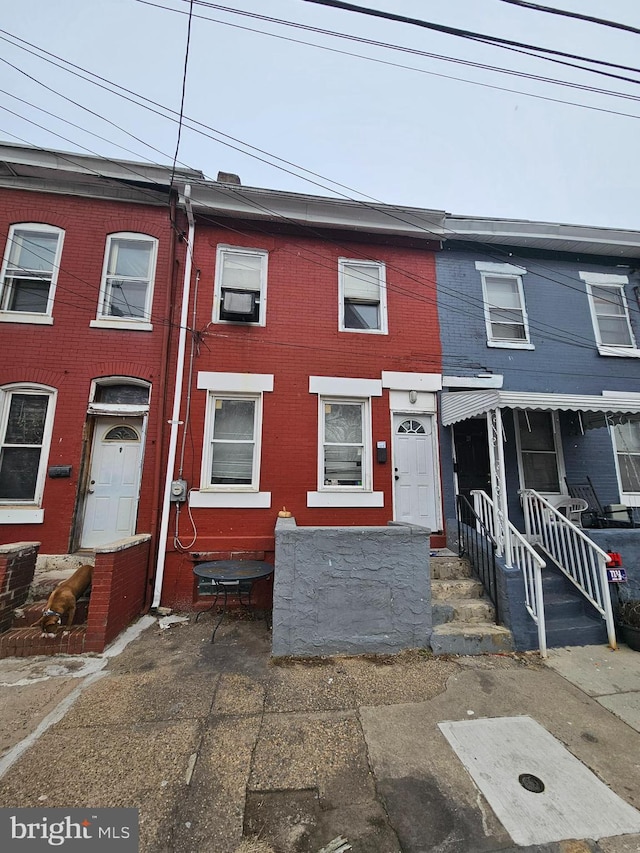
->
[80, 417, 145, 548]
[393, 413, 439, 529]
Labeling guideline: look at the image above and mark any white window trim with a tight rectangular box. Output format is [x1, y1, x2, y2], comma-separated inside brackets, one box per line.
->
[611, 422, 640, 507]
[338, 258, 388, 335]
[514, 410, 566, 496]
[200, 391, 265, 495]
[477, 262, 532, 349]
[580, 272, 640, 358]
[0, 383, 57, 513]
[213, 245, 268, 327]
[0, 223, 64, 322]
[306, 379, 384, 506]
[197, 372, 274, 393]
[189, 490, 271, 508]
[95, 232, 158, 329]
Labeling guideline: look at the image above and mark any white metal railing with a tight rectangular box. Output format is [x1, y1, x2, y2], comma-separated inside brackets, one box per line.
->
[472, 490, 548, 656]
[520, 489, 617, 650]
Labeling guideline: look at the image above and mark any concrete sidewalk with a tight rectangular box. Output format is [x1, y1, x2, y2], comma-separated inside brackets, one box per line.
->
[0, 614, 638, 853]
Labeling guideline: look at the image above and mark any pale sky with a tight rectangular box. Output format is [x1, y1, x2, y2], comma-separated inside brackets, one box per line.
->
[1, 0, 640, 229]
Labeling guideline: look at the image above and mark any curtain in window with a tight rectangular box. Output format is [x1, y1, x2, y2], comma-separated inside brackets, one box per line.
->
[323, 402, 364, 486]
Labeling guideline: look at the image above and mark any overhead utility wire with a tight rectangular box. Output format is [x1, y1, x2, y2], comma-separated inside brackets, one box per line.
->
[147, 0, 640, 96]
[497, 0, 640, 36]
[2, 37, 637, 327]
[298, 0, 640, 76]
[132, 4, 640, 122]
[3, 28, 638, 313]
[3, 27, 639, 330]
[169, 0, 195, 190]
[1, 124, 637, 379]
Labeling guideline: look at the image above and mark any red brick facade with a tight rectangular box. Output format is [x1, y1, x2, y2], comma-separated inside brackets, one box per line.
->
[0, 187, 182, 581]
[161, 221, 443, 608]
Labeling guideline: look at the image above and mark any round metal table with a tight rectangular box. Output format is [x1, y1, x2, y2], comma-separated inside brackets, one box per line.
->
[193, 560, 273, 642]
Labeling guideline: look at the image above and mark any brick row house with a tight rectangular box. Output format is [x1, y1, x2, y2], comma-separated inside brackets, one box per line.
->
[0, 143, 201, 647]
[4, 141, 640, 655]
[155, 180, 447, 610]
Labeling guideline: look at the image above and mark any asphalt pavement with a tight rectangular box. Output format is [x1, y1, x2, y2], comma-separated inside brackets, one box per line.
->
[0, 613, 639, 853]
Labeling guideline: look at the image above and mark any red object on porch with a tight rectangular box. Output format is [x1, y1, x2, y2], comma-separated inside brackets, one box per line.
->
[606, 552, 623, 568]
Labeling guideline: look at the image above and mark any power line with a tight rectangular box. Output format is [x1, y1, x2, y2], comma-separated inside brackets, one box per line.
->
[298, 0, 640, 76]
[131, 2, 640, 122]
[155, 0, 640, 93]
[2, 43, 640, 358]
[170, 0, 195, 190]
[497, 0, 640, 36]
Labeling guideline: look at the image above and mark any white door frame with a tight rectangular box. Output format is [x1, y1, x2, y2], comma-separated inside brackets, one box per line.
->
[78, 414, 148, 548]
[391, 408, 442, 531]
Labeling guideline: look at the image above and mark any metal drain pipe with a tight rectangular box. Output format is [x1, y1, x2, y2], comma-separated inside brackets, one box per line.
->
[152, 185, 194, 608]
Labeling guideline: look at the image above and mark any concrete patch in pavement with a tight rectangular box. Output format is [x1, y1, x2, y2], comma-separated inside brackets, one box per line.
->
[546, 645, 640, 697]
[597, 693, 640, 734]
[439, 715, 640, 845]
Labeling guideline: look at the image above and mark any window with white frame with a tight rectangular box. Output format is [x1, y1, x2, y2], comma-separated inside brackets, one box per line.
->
[515, 410, 563, 493]
[338, 259, 387, 333]
[0, 385, 56, 505]
[203, 394, 261, 489]
[96, 233, 157, 325]
[214, 246, 268, 325]
[476, 262, 530, 347]
[581, 273, 637, 355]
[321, 399, 368, 487]
[0, 224, 63, 320]
[613, 420, 640, 495]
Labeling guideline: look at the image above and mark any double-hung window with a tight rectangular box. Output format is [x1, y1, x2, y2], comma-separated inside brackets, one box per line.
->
[190, 372, 273, 509]
[0, 224, 63, 323]
[581, 272, 638, 357]
[214, 246, 268, 325]
[515, 410, 563, 494]
[94, 233, 157, 329]
[0, 384, 56, 521]
[339, 259, 387, 333]
[476, 262, 531, 349]
[307, 376, 383, 508]
[613, 420, 640, 499]
[322, 400, 367, 487]
[205, 395, 260, 488]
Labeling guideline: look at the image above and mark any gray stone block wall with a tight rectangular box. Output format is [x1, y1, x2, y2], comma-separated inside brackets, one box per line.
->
[272, 518, 431, 656]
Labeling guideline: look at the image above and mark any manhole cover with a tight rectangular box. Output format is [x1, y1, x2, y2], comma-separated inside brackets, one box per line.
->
[519, 773, 545, 793]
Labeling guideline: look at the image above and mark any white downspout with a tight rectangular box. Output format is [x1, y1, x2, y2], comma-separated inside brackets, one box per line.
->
[152, 184, 194, 608]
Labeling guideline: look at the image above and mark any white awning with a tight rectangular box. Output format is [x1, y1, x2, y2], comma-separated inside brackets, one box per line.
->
[441, 390, 640, 426]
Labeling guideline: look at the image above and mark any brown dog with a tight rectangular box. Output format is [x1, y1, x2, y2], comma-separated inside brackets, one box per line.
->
[34, 564, 93, 636]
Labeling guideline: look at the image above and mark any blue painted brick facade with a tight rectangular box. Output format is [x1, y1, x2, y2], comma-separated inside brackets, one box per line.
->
[437, 246, 640, 528]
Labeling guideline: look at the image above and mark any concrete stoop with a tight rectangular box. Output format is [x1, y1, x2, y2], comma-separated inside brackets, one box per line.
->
[430, 552, 514, 655]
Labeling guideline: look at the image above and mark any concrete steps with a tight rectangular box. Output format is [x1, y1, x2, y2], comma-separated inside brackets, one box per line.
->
[430, 551, 514, 655]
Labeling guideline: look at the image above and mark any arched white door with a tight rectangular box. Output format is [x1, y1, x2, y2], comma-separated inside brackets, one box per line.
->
[80, 417, 144, 547]
[393, 414, 439, 529]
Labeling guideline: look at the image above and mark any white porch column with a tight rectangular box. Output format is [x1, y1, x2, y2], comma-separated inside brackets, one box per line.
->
[487, 408, 512, 567]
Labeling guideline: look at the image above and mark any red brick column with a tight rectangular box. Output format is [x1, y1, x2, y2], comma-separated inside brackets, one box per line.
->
[0, 542, 40, 633]
[85, 535, 151, 652]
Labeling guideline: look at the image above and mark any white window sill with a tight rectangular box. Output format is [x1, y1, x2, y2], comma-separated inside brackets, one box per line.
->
[619, 495, 640, 507]
[0, 312, 53, 325]
[213, 318, 265, 328]
[0, 507, 44, 524]
[487, 340, 534, 350]
[339, 327, 388, 335]
[90, 319, 153, 332]
[189, 490, 271, 508]
[597, 345, 640, 358]
[307, 491, 384, 508]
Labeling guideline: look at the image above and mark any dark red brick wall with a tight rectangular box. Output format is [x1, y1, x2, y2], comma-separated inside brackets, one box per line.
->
[0, 542, 39, 632]
[162, 222, 442, 607]
[85, 536, 151, 651]
[0, 189, 183, 556]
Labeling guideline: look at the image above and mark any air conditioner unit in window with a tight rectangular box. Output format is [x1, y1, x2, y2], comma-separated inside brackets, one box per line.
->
[220, 288, 259, 322]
